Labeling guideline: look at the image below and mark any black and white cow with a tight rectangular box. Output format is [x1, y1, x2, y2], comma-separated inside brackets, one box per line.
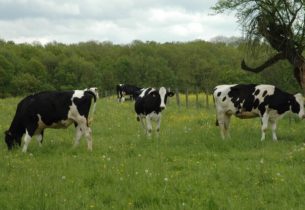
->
[135, 87, 174, 137]
[116, 84, 143, 102]
[213, 84, 305, 141]
[4, 87, 99, 152]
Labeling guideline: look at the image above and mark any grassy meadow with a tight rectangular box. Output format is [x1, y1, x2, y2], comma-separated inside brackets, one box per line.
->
[1, 95, 305, 210]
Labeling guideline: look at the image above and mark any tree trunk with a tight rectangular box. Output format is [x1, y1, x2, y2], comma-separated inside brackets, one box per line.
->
[289, 54, 305, 93]
[297, 64, 305, 94]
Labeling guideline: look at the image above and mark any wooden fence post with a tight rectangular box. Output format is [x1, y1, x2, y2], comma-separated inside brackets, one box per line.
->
[185, 88, 189, 109]
[205, 89, 209, 108]
[195, 87, 199, 109]
[175, 88, 180, 109]
[104, 91, 108, 99]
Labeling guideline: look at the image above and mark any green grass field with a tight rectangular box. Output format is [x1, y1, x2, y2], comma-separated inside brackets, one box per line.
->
[1, 96, 305, 210]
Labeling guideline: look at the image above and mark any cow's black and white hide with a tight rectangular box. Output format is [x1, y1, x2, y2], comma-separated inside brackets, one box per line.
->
[116, 84, 143, 102]
[213, 84, 305, 141]
[4, 87, 99, 152]
[135, 87, 174, 137]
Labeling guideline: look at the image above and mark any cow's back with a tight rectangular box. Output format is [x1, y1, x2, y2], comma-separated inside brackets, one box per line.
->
[213, 84, 297, 116]
[261, 87, 298, 115]
[214, 84, 261, 114]
[21, 91, 74, 125]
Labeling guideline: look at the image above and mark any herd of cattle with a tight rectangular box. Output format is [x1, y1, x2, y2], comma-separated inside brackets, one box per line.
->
[4, 83, 305, 152]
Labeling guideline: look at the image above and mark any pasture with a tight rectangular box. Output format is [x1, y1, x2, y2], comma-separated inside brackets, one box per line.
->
[1, 95, 305, 210]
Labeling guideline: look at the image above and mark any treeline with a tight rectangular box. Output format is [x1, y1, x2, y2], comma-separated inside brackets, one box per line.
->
[0, 39, 300, 98]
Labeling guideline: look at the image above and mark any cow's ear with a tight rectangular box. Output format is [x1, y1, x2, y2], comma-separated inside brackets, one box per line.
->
[167, 91, 175, 97]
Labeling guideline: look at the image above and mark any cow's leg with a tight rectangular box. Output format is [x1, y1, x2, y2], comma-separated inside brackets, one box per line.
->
[120, 95, 124, 102]
[217, 112, 226, 139]
[269, 119, 278, 141]
[118, 90, 124, 102]
[138, 115, 147, 133]
[36, 131, 44, 147]
[120, 91, 126, 102]
[22, 123, 37, 152]
[22, 130, 33, 153]
[156, 113, 162, 137]
[145, 115, 153, 137]
[78, 122, 93, 151]
[84, 126, 93, 151]
[261, 114, 269, 141]
[74, 125, 83, 148]
[117, 91, 121, 102]
[224, 114, 231, 138]
[141, 117, 147, 133]
[72, 115, 92, 151]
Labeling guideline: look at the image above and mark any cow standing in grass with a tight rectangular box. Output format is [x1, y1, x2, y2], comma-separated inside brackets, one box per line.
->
[116, 84, 143, 102]
[135, 87, 174, 137]
[4, 87, 99, 152]
[213, 84, 305, 140]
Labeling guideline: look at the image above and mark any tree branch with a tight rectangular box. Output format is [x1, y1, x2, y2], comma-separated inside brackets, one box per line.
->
[288, 3, 302, 29]
[241, 53, 285, 73]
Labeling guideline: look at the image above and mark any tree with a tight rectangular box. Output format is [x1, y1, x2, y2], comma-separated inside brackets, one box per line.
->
[213, 0, 305, 91]
[25, 58, 48, 82]
[11, 73, 41, 95]
[0, 55, 14, 97]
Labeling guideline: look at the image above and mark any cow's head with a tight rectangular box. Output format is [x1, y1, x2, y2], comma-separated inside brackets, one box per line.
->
[4, 130, 21, 150]
[86, 87, 99, 99]
[159, 87, 175, 110]
[293, 93, 305, 119]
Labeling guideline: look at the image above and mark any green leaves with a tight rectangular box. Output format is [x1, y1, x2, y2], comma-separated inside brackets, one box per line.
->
[0, 38, 303, 96]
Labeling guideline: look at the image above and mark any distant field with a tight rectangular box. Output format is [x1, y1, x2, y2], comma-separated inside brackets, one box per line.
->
[1, 95, 305, 210]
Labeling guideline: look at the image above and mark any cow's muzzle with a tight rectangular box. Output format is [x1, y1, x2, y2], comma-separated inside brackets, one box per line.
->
[160, 106, 165, 110]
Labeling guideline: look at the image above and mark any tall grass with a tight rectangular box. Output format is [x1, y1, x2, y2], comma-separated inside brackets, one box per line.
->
[1, 96, 305, 209]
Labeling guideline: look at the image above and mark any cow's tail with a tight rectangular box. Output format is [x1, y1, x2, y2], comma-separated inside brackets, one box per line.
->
[85, 88, 99, 124]
[212, 92, 219, 126]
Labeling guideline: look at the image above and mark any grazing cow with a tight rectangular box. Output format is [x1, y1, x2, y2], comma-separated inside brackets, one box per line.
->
[135, 87, 174, 137]
[213, 84, 305, 141]
[116, 84, 143, 102]
[4, 87, 99, 152]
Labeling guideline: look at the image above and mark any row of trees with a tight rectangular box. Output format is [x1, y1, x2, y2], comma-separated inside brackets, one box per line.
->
[0, 38, 300, 98]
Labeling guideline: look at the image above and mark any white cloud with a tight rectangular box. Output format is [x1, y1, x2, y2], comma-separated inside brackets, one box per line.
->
[0, 0, 240, 44]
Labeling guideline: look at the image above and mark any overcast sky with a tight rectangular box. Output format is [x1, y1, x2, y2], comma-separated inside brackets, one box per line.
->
[0, 0, 240, 45]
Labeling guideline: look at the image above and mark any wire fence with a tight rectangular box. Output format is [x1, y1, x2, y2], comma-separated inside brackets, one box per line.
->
[101, 87, 214, 110]
[100, 87, 301, 125]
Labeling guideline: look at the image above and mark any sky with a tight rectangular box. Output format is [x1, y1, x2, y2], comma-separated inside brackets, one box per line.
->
[0, 0, 241, 45]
